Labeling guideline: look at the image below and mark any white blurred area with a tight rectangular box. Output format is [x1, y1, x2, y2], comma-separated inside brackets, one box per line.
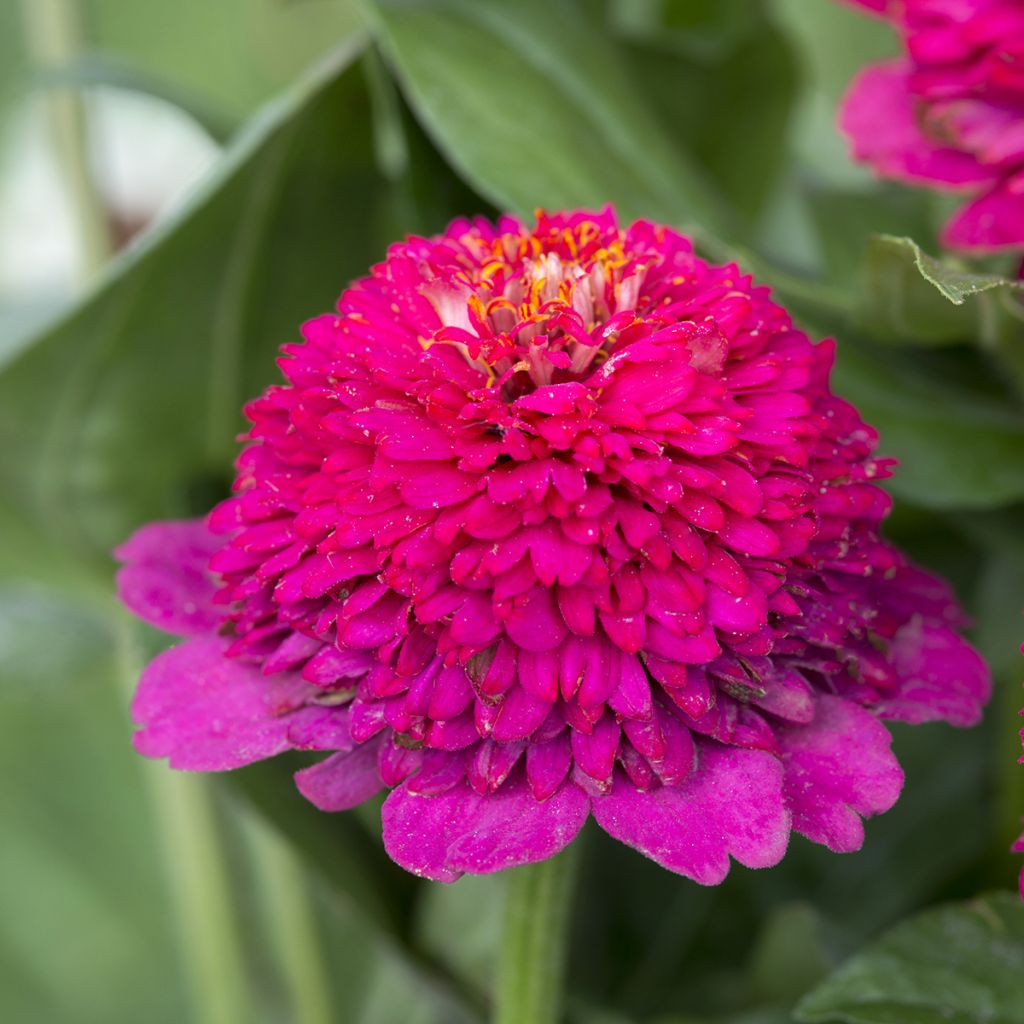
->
[0, 86, 220, 338]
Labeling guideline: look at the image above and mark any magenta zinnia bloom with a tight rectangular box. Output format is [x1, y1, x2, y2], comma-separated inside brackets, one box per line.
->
[840, 0, 1024, 250]
[117, 209, 989, 883]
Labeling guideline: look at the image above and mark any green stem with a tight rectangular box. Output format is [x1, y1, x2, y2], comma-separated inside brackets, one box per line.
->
[20, 0, 114, 281]
[494, 847, 579, 1024]
[115, 617, 251, 1024]
[246, 814, 334, 1024]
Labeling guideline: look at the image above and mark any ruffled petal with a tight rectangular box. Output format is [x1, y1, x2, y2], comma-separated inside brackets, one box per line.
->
[943, 184, 1024, 251]
[1013, 830, 1024, 901]
[115, 519, 222, 636]
[840, 62, 996, 186]
[381, 775, 590, 882]
[591, 742, 790, 884]
[877, 620, 991, 726]
[778, 696, 903, 853]
[133, 636, 302, 770]
[294, 741, 385, 811]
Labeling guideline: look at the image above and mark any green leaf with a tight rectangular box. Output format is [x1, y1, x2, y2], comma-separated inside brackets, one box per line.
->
[619, 1, 800, 220]
[796, 893, 1024, 1024]
[83, 0, 365, 124]
[870, 236, 1024, 306]
[832, 341, 1024, 509]
[0, 41, 391, 574]
[367, 0, 735, 238]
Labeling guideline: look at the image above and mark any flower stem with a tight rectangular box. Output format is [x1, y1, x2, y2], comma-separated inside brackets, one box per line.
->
[246, 813, 334, 1024]
[115, 616, 251, 1024]
[20, 0, 113, 282]
[493, 846, 579, 1024]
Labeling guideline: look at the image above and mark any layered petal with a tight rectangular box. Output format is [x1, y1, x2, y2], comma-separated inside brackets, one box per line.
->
[381, 774, 590, 882]
[132, 636, 333, 770]
[942, 184, 1024, 251]
[840, 63, 995, 187]
[592, 743, 790, 884]
[778, 696, 903, 853]
[878, 620, 991, 725]
[294, 741, 385, 811]
[115, 519, 221, 636]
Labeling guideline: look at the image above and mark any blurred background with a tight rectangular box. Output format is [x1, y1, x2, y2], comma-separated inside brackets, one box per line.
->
[1, 2, 1022, 1023]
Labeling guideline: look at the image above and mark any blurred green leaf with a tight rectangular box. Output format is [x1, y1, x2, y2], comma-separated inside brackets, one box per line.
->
[619, 1, 799, 221]
[0, 592, 190, 1024]
[868, 236, 1024, 307]
[0, 3, 29, 148]
[854, 235, 1024, 345]
[83, 0, 364, 125]
[0, 41, 389, 573]
[749, 904, 832, 1006]
[796, 893, 1024, 1024]
[832, 342, 1024, 509]
[368, 0, 735, 237]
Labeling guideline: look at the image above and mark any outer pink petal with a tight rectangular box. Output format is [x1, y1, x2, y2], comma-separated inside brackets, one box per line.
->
[840, 0, 892, 14]
[133, 636, 302, 770]
[381, 776, 590, 882]
[877, 620, 991, 726]
[840, 62, 996, 187]
[294, 740, 385, 811]
[778, 696, 903, 853]
[115, 519, 222, 636]
[1013, 829, 1024, 901]
[591, 743, 790, 885]
[943, 184, 1024, 251]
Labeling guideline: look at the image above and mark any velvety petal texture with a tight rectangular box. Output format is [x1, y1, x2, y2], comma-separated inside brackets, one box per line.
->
[117, 209, 989, 883]
[115, 520, 222, 636]
[592, 744, 789, 883]
[382, 776, 590, 882]
[839, 0, 1024, 250]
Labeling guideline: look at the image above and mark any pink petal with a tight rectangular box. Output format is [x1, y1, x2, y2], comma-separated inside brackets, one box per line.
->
[778, 695, 903, 853]
[840, 62, 996, 187]
[115, 519, 222, 636]
[293, 741, 385, 811]
[591, 742, 790, 884]
[381, 775, 590, 882]
[878, 620, 991, 727]
[943, 185, 1024, 251]
[132, 636, 301, 770]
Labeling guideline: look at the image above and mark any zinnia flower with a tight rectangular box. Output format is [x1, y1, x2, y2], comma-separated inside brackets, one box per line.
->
[116, 208, 990, 883]
[839, 0, 1024, 250]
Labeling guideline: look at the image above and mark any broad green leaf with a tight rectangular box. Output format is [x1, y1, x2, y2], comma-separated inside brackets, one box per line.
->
[367, 0, 735, 238]
[0, 41, 389, 574]
[619, 1, 800, 220]
[796, 893, 1024, 1024]
[768, 0, 897, 189]
[805, 190, 935, 293]
[84, 0, 364, 125]
[749, 904, 832, 1006]
[963, 521, 1024, 864]
[833, 341, 1024, 509]
[0, 592, 190, 1024]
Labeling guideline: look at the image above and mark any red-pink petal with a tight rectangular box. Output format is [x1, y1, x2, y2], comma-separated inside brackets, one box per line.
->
[878, 621, 991, 727]
[294, 742, 385, 811]
[132, 636, 302, 770]
[778, 696, 903, 853]
[115, 519, 221, 636]
[840, 62, 996, 187]
[591, 742, 789, 884]
[381, 776, 590, 882]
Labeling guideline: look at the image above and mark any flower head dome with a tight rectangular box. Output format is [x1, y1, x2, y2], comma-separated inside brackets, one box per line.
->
[840, 0, 1024, 250]
[117, 209, 990, 882]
